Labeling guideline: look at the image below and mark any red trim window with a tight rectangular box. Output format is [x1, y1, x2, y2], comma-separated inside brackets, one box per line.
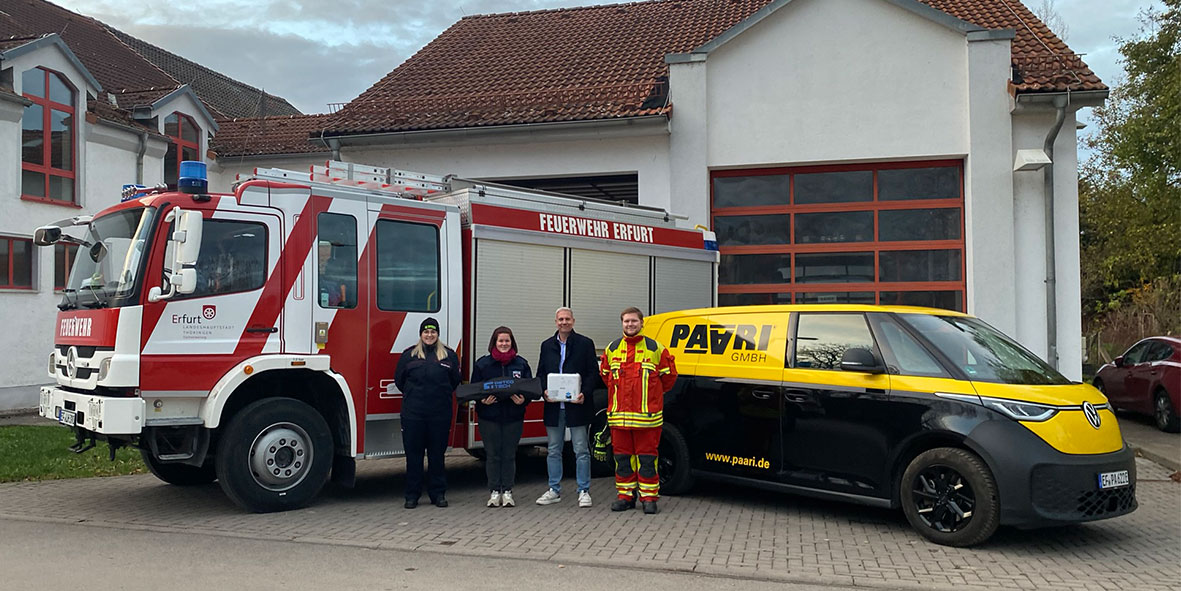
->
[0, 236, 35, 289]
[54, 243, 79, 290]
[711, 160, 966, 311]
[21, 67, 76, 204]
[164, 112, 201, 186]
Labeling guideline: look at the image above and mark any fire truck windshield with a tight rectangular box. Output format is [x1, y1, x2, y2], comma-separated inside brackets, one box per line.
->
[61, 207, 157, 310]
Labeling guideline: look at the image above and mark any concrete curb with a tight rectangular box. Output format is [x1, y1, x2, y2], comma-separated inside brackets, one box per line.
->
[1133, 446, 1181, 472]
[0, 407, 36, 419]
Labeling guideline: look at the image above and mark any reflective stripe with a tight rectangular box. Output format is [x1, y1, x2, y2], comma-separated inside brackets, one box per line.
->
[641, 369, 649, 413]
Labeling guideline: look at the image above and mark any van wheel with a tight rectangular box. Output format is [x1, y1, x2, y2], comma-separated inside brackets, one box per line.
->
[1154, 390, 1180, 433]
[141, 449, 216, 486]
[216, 398, 333, 513]
[659, 424, 694, 495]
[900, 447, 999, 547]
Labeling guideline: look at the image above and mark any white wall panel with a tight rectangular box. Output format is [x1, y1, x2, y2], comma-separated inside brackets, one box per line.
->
[474, 240, 564, 368]
[569, 250, 649, 350]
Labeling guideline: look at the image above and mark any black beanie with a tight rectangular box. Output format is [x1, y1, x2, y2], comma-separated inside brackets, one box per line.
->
[420, 317, 439, 334]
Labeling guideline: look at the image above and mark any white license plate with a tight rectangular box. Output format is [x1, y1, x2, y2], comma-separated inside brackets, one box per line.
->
[57, 408, 76, 427]
[1098, 470, 1130, 490]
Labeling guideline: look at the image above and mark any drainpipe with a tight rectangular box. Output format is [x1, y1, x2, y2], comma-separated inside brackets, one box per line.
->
[1042, 94, 1069, 369]
[135, 130, 148, 184]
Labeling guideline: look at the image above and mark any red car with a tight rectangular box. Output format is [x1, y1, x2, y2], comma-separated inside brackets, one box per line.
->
[1094, 336, 1181, 432]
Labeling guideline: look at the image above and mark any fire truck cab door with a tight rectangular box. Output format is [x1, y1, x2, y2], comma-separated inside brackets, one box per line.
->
[364, 205, 451, 420]
[141, 208, 283, 393]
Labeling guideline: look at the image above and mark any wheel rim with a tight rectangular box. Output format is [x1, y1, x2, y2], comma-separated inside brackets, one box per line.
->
[1155, 394, 1171, 429]
[248, 421, 313, 492]
[911, 464, 976, 533]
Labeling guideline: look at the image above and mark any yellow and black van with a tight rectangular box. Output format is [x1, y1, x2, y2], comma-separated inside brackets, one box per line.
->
[641, 304, 1136, 547]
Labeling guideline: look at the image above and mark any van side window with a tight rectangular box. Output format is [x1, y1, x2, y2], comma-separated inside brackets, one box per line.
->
[874, 319, 949, 378]
[375, 220, 440, 312]
[174, 220, 267, 298]
[794, 313, 874, 370]
[317, 213, 357, 309]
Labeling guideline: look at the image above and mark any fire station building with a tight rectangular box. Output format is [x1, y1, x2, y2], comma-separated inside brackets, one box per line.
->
[1, 0, 1103, 408]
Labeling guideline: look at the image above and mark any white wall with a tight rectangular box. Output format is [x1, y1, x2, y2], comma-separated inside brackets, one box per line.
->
[703, 0, 970, 166]
[342, 132, 672, 212]
[1012, 108, 1084, 379]
[209, 154, 329, 193]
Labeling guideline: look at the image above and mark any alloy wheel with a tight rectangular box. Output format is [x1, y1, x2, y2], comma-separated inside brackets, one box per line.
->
[910, 465, 977, 533]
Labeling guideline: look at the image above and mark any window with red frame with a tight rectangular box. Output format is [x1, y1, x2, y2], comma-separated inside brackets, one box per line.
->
[21, 68, 76, 204]
[164, 112, 201, 186]
[54, 243, 79, 290]
[711, 161, 966, 311]
[1, 236, 35, 289]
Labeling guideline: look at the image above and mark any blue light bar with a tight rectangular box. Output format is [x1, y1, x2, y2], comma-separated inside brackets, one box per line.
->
[178, 161, 208, 194]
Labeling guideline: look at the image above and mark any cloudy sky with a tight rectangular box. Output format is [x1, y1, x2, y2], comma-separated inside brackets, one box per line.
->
[54, 0, 1162, 122]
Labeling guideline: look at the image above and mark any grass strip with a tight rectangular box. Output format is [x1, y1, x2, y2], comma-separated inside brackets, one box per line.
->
[0, 425, 145, 483]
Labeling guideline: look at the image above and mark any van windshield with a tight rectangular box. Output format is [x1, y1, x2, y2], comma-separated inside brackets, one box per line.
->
[899, 314, 1071, 385]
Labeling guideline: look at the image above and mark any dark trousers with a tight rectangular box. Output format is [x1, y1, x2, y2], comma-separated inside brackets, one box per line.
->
[477, 417, 524, 492]
[402, 418, 451, 502]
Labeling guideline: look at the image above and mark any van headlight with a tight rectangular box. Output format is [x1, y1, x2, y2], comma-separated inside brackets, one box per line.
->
[98, 358, 112, 381]
[981, 397, 1058, 422]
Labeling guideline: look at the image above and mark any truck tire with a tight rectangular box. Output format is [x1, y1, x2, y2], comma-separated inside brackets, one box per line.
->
[658, 423, 694, 495]
[900, 447, 999, 547]
[141, 449, 216, 486]
[216, 397, 333, 513]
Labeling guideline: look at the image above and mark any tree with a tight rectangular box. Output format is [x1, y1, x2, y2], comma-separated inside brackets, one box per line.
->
[1080, 1, 1180, 314]
[1034, 0, 1069, 42]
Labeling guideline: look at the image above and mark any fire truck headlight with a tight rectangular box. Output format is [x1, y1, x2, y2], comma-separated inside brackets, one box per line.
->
[48, 352, 56, 377]
[98, 358, 112, 381]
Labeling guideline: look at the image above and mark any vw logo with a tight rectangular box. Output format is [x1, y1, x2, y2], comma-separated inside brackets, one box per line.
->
[65, 347, 78, 379]
[1082, 401, 1101, 429]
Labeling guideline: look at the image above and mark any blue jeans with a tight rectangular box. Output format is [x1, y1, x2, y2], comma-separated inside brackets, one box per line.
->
[546, 408, 590, 494]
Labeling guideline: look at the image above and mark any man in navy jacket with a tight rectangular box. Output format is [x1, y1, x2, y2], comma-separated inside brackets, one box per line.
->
[535, 307, 599, 507]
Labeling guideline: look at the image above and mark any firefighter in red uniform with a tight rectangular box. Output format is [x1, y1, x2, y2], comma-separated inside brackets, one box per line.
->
[600, 306, 677, 514]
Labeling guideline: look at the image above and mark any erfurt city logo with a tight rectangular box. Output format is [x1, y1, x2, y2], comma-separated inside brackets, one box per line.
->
[669, 324, 773, 363]
[59, 317, 93, 338]
[202, 305, 217, 320]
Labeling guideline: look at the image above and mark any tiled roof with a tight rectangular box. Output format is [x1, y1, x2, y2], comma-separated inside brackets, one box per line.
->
[210, 114, 334, 157]
[106, 28, 302, 119]
[324, 0, 1102, 137]
[923, 0, 1102, 92]
[0, 0, 300, 129]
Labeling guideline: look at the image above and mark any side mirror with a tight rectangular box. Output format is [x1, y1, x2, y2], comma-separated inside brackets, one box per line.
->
[1113, 355, 1125, 367]
[840, 347, 884, 374]
[172, 268, 197, 295]
[89, 241, 108, 263]
[173, 210, 203, 267]
[34, 226, 62, 246]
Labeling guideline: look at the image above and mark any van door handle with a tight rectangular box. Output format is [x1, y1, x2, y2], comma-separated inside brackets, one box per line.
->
[785, 393, 810, 403]
[246, 326, 278, 333]
[751, 389, 776, 400]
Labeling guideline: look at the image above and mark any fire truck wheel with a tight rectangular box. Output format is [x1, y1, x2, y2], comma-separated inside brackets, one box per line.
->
[216, 397, 333, 513]
[140, 449, 217, 486]
[659, 423, 694, 495]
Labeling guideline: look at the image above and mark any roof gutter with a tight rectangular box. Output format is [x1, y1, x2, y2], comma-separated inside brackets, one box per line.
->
[312, 115, 670, 149]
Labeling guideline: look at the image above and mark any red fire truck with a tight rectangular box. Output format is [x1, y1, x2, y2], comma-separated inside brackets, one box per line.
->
[34, 161, 717, 512]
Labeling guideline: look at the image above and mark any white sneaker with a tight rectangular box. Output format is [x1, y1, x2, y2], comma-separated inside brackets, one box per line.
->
[535, 488, 561, 505]
[578, 490, 592, 508]
[487, 491, 501, 508]
[501, 490, 515, 507]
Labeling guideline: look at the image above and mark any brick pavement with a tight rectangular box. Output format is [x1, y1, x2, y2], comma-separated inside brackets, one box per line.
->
[1, 452, 1178, 590]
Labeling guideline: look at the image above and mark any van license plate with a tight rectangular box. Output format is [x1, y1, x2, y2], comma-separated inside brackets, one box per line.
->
[58, 408, 76, 427]
[1098, 470, 1129, 490]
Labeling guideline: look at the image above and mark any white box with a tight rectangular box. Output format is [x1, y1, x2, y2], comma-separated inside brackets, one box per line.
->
[546, 373, 581, 402]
